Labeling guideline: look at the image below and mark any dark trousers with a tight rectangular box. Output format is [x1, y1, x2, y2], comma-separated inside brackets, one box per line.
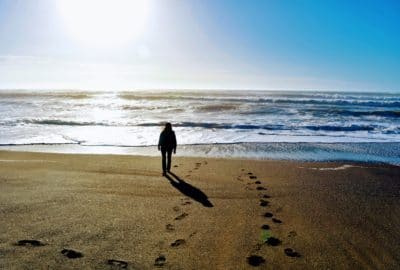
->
[161, 147, 173, 173]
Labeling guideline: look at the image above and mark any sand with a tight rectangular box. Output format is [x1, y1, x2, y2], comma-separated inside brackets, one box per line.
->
[0, 150, 399, 269]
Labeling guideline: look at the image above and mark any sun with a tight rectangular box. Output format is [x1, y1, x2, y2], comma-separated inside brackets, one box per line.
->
[56, 0, 151, 49]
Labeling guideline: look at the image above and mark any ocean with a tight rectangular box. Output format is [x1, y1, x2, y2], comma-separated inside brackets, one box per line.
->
[1, 90, 399, 164]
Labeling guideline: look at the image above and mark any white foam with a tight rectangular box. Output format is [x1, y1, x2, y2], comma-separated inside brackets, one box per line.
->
[305, 165, 359, 171]
[1, 90, 399, 148]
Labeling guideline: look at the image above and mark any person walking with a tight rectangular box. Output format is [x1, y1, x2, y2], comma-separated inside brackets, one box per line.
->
[158, 123, 177, 176]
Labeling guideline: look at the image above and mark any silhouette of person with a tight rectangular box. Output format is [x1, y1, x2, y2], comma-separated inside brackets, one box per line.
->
[158, 122, 177, 176]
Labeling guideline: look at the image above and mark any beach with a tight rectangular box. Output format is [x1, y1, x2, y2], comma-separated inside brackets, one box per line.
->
[1, 0, 400, 268]
[1, 150, 399, 269]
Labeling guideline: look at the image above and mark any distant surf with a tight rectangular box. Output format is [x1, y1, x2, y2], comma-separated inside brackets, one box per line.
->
[1, 90, 399, 164]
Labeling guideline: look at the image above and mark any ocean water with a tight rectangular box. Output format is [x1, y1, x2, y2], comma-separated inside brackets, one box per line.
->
[1, 90, 399, 164]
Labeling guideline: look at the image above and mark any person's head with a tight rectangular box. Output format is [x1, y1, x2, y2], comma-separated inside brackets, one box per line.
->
[164, 122, 172, 132]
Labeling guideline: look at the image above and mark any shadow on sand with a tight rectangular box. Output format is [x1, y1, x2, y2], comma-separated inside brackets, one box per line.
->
[165, 172, 213, 208]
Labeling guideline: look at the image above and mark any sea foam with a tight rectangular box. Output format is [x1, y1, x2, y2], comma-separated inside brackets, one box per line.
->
[1, 90, 399, 164]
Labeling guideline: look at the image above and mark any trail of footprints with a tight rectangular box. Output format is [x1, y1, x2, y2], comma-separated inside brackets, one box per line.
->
[11, 162, 299, 268]
[154, 198, 194, 267]
[11, 162, 204, 269]
[239, 170, 301, 267]
[12, 201, 192, 269]
[14, 240, 128, 268]
[154, 161, 206, 267]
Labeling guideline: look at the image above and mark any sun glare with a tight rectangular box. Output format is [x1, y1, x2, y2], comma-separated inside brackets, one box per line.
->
[56, 0, 151, 49]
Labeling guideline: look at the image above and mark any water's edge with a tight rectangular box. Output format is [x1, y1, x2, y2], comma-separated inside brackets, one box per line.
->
[1, 142, 399, 166]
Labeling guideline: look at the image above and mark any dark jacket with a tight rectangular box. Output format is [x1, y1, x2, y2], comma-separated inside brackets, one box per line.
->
[158, 130, 177, 151]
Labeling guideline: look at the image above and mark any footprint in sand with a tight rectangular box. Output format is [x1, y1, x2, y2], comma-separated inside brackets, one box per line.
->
[259, 200, 269, 207]
[174, 213, 188, 221]
[261, 194, 271, 199]
[249, 175, 257, 179]
[252, 243, 263, 252]
[107, 259, 128, 268]
[256, 186, 267, 191]
[173, 165, 179, 168]
[261, 224, 270, 230]
[170, 239, 186, 247]
[288, 231, 297, 238]
[154, 255, 166, 267]
[255, 181, 261, 184]
[247, 255, 265, 266]
[264, 212, 273, 218]
[247, 172, 253, 175]
[166, 224, 175, 231]
[173, 206, 180, 212]
[61, 249, 83, 259]
[180, 198, 192, 206]
[284, 248, 301, 257]
[16, 240, 45, 247]
[272, 218, 282, 224]
[181, 201, 192, 206]
[265, 237, 281, 246]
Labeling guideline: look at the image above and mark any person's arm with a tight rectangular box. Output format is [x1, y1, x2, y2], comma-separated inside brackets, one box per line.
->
[173, 132, 177, 154]
[158, 133, 162, 151]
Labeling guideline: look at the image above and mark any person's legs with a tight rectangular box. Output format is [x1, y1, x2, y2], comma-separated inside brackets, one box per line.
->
[166, 149, 172, 172]
[161, 148, 167, 175]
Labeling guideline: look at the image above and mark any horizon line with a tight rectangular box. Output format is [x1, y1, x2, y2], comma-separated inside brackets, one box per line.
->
[0, 88, 399, 94]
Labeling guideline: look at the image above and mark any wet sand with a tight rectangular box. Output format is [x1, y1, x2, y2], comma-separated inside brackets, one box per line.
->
[0, 150, 399, 269]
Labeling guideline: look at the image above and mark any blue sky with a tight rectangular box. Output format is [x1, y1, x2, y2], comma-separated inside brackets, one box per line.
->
[0, 0, 399, 91]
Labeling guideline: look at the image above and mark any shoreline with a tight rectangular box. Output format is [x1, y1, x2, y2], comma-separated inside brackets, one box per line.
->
[1, 141, 399, 166]
[1, 151, 399, 269]
[1, 149, 398, 166]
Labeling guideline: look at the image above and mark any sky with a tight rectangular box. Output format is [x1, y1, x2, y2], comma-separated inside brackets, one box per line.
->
[0, 0, 399, 91]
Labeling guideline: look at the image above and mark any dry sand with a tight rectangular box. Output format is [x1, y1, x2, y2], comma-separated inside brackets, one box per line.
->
[0, 150, 399, 269]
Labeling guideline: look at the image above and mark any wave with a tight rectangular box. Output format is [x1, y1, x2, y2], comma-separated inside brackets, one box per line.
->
[138, 122, 376, 132]
[118, 93, 244, 103]
[195, 104, 239, 112]
[383, 127, 400, 134]
[304, 125, 375, 132]
[347, 110, 400, 118]
[21, 119, 111, 126]
[118, 93, 400, 108]
[260, 98, 400, 108]
[305, 109, 400, 118]
[121, 105, 146, 110]
[119, 91, 206, 100]
[4, 119, 396, 134]
[137, 122, 286, 130]
[0, 91, 95, 99]
[3, 91, 399, 109]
